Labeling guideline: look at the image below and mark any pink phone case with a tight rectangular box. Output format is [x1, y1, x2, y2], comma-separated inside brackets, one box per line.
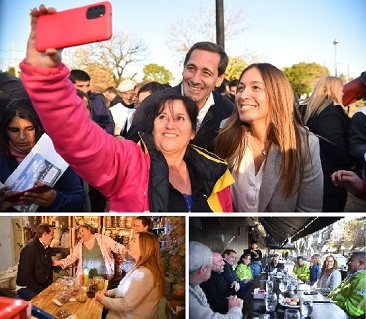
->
[36, 1, 112, 51]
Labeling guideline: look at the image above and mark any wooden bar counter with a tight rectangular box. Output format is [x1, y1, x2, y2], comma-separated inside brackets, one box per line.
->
[31, 281, 103, 319]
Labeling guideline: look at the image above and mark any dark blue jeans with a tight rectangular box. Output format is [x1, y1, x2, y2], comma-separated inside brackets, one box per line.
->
[250, 262, 262, 278]
[18, 288, 37, 301]
[237, 281, 252, 298]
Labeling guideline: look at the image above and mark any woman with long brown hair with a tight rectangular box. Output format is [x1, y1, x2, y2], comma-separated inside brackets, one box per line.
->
[316, 254, 342, 295]
[214, 63, 323, 211]
[96, 231, 165, 319]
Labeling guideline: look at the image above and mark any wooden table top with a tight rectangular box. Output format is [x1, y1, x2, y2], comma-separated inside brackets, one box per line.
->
[31, 280, 103, 319]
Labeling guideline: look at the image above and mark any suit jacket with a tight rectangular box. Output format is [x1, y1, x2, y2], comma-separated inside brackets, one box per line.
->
[258, 131, 323, 212]
[126, 84, 234, 153]
[200, 271, 232, 314]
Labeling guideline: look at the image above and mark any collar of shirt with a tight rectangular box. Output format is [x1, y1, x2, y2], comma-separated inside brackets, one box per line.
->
[346, 269, 364, 280]
[180, 84, 214, 131]
[39, 238, 49, 249]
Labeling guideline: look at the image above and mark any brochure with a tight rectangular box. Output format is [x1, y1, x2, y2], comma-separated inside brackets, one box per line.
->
[4, 134, 69, 212]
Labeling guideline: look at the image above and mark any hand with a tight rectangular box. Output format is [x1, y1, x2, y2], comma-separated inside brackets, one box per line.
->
[20, 186, 57, 207]
[230, 281, 240, 292]
[95, 290, 108, 302]
[26, 5, 62, 68]
[227, 295, 243, 310]
[52, 260, 61, 267]
[331, 170, 363, 195]
[0, 186, 14, 211]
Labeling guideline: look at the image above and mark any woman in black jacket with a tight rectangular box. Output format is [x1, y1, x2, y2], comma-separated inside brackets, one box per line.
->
[300, 76, 355, 211]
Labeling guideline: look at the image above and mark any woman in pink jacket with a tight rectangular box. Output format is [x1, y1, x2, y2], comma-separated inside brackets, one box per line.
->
[20, 5, 234, 212]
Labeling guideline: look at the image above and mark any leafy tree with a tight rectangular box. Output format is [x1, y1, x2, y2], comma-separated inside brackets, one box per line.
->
[64, 31, 148, 91]
[142, 64, 174, 84]
[337, 217, 366, 250]
[282, 62, 329, 98]
[5, 66, 17, 77]
[226, 56, 248, 81]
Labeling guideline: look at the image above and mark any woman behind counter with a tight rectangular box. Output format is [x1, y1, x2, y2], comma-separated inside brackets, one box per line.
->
[316, 254, 342, 295]
[0, 98, 84, 212]
[53, 224, 125, 279]
[96, 231, 165, 319]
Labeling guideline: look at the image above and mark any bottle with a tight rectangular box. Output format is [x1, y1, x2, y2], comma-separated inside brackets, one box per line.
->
[84, 268, 89, 286]
[77, 269, 84, 286]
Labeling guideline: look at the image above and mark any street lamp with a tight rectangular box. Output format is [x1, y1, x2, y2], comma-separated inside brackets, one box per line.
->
[333, 39, 339, 77]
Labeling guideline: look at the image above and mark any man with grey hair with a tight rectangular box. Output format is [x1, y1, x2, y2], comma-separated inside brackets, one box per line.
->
[189, 241, 243, 319]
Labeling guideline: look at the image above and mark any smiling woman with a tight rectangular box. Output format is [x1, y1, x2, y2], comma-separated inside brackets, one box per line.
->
[20, 5, 233, 212]
[214, 63, 324, 212]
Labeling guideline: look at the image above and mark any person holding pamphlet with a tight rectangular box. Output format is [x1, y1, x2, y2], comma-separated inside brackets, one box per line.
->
[0, 98, 84, 211]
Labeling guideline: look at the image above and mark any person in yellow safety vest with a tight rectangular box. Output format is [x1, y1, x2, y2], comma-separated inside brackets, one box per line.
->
[292, 256, 310, 282]
[329, 252, 365, 317]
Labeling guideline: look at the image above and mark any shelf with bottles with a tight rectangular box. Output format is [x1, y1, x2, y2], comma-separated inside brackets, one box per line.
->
[159, 217, 185, 297]
[102, 216, 135, 246]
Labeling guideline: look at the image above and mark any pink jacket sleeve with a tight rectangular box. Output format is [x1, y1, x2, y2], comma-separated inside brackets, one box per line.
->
[20, 60, 150, 212]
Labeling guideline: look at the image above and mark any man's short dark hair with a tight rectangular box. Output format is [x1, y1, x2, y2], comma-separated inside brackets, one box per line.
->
[222, 249, 236, 258]
[35, 223, 53, 238]
[135, 216, 153, 229]
[69, 70, 91, 83]
[351, 251, 365, 262]
[229, 79, 238, 88]
[297, 256, 303, 260]
[183, 42, 228, 76]
[104, 86, 118, 95]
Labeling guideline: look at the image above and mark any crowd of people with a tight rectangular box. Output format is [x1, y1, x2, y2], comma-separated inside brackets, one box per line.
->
[0, 5, 365, 212]
[189, 240, 365, 318]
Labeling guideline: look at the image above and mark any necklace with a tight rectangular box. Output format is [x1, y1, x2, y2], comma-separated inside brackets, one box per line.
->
[249, 133, 268, 156]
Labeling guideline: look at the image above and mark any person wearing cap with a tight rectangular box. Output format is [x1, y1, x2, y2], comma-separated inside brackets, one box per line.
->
[118, 79, 136, 109]
[113, 79, 137, 137]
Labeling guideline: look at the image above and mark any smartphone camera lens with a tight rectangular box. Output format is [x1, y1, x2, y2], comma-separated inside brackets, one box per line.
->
[86, 5, 105, 19]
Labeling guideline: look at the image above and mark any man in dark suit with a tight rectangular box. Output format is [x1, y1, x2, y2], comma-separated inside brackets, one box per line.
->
[200, 252, 233, 314]
[126, 41, 234, 153]
[222, 249, 252, 299]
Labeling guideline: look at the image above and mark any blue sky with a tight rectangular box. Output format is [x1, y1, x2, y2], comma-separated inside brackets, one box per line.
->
[0, 0, 365, 83]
